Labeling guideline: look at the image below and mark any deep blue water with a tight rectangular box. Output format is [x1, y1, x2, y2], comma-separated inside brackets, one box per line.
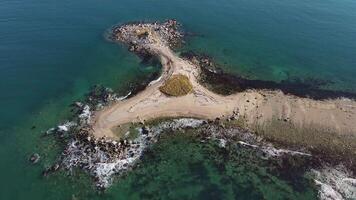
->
[0, 0, 355, 199]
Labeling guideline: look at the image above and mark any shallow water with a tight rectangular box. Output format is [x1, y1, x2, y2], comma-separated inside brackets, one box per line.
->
[1, 0, 356, 199]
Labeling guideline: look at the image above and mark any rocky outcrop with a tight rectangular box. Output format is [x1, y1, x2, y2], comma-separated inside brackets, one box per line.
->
[112, 19, 183, 58]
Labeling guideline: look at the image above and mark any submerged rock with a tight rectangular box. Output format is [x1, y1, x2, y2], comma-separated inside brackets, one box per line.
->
[73, 101, 83, 108]
[42, 163, 60, 177]
[29, 153, 40, 164]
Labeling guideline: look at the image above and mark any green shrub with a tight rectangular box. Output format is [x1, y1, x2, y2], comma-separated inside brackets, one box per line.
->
[159, 74, 193, 96]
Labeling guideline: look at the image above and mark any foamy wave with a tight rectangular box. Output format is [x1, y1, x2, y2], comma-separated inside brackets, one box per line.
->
[148, 75, 162, 86]
[60, 116, 356, 194]
[78, 105, 91, 124]
[237, 141, 311, 158]
[116, 91, 132, 101]
[46, 121, 77, 135]
[62, 128, 149, 188]
[61, 118, 204, 188]
[313, 166, 356, 200]
[155, 118, 205, 130]
[57, 121, 77, 132]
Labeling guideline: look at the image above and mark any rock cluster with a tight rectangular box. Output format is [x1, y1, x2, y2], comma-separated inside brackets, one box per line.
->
[112, 19, 183, 56]
[61, 128, 149, 188]
[313, 166, 356, 199]
[83, 85, 120, 109]
[60, 118, 206, 189]
[181, 51, 223, 74]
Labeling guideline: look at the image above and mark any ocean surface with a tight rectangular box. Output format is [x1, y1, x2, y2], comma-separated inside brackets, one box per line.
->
[0, 0, 355, 199]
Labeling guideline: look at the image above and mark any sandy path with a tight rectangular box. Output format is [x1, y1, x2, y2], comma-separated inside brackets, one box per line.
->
[92, 44, 356, 139]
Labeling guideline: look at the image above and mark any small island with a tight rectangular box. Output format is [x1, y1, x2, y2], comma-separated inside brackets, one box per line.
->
[46, 20, 356, 196]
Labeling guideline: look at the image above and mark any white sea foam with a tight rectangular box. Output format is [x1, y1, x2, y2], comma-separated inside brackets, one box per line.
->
[116, 91, 132, 101]
[148, 75, 162, 86]
[78, 105, 91, 124]
[312, 166, 356, 200]
[61, 117, 356, 194]
[57, 121, 77, 132]
[62, 118, 205, 188]
[62, 127, 150, 188]
[237, 141, 311, 157]
[155, 118, 205, 130]
[218, 139, 227, 148]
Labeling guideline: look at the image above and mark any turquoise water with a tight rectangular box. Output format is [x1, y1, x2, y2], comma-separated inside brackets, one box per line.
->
[1, 0, 355, 199]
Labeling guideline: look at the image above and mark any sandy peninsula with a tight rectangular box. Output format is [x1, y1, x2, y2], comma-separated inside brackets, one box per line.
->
[91, 20, 356, 140]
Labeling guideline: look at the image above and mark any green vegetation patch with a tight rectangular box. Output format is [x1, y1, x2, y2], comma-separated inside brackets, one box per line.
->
[159, 74, 193, 96]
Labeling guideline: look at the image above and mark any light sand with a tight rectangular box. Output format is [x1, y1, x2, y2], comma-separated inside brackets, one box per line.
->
[91, 43, 356, 139]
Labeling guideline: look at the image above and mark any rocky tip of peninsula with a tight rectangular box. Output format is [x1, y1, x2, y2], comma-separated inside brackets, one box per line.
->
[112, 19, 183, 52]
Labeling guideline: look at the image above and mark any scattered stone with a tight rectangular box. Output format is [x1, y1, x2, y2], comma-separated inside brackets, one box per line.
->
[42, 163, 60, 177]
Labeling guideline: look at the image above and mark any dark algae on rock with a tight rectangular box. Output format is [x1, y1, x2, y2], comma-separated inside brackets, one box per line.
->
[182, 51, 356, 100]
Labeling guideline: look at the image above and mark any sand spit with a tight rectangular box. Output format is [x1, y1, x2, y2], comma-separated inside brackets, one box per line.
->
[92, 20, 356, 139]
